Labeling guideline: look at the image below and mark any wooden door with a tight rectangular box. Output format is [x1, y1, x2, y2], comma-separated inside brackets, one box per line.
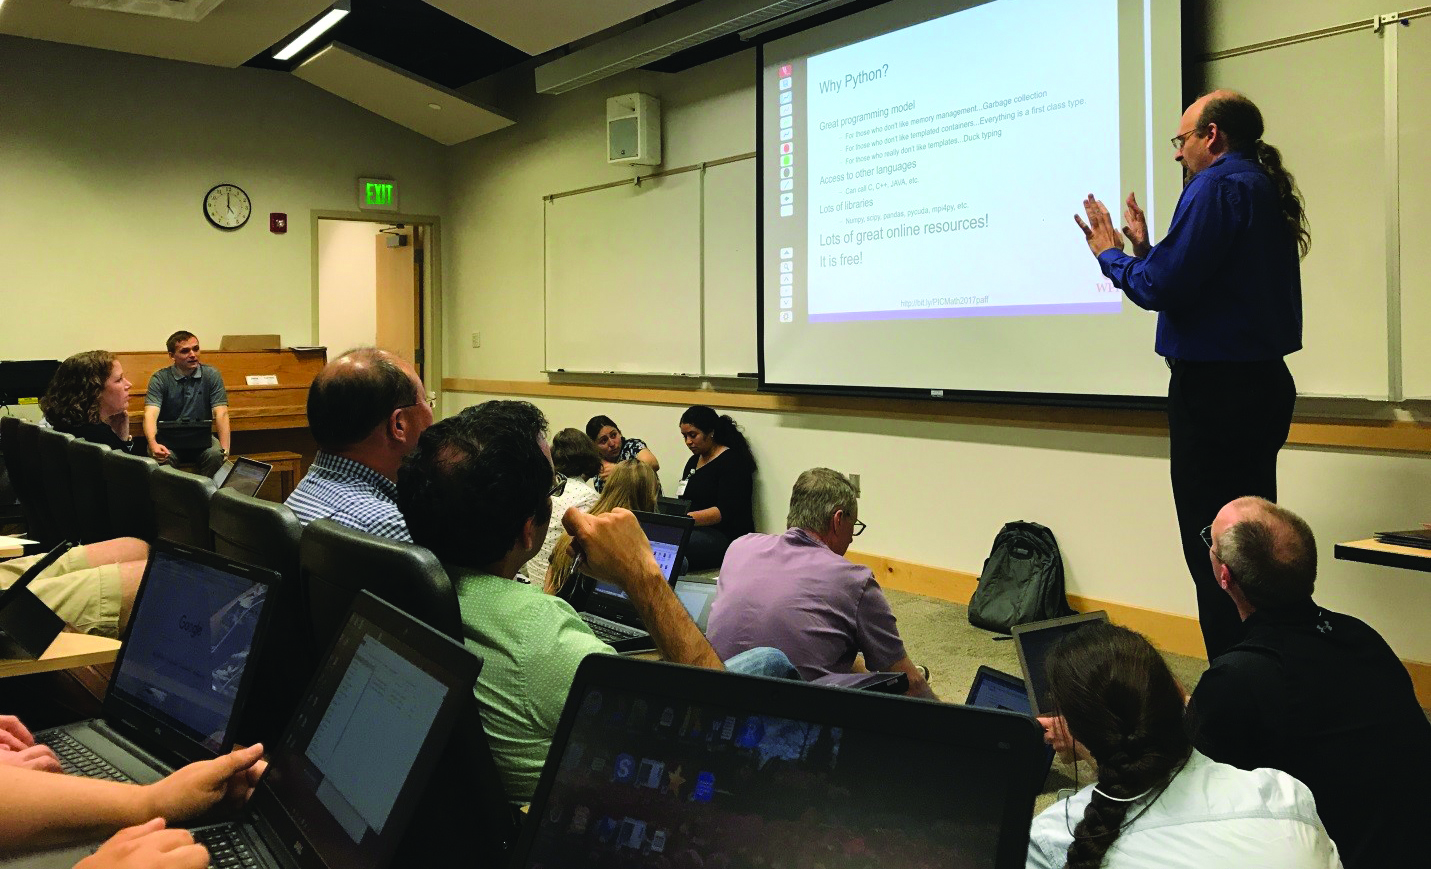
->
[375, 227, 420, 367]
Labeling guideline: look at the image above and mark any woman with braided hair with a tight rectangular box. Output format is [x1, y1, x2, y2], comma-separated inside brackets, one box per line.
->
[1026, 623, 1341, 869]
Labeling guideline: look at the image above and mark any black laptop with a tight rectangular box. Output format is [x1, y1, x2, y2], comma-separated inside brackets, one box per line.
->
[10, 592, 483, 869]
[213, 456, 272, 496]
[35, 541, 277, 783]
[510, 655, 1046, 869]
[656, 496, 692, 517]
[1011, 611, 1110, 716]
[965, 665, 1057, 789]
[155, 419, 213, 451]
[576, 510, 694, 653]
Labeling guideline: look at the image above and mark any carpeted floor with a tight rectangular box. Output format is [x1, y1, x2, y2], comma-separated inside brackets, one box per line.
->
[883, 587, 1212, 814]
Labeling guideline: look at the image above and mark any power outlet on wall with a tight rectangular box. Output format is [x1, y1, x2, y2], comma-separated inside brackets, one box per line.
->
[849, 473, 860, 497]
[471, 332, 482, 348]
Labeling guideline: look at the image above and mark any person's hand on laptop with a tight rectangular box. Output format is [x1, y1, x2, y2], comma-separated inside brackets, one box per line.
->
[0, 714, 61, 773]
[561, 507, 663, 593]
[142, 743, 265, 824]
[75, 818, 208, 869]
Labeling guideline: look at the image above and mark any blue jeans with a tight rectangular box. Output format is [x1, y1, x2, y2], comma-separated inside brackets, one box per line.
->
[722, 646, 801, 681]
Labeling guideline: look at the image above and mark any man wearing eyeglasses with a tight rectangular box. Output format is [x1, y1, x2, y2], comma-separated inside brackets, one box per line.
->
[1073, 90, 1310, 660]
[706, 467, 935, 698]
[285, 347, 434, 542]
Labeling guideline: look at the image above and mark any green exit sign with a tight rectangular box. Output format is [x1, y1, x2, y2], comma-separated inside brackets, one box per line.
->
[358, 177, 399, 211]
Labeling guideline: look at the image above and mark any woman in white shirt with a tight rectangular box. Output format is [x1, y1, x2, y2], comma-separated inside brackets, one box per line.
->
[1027, 623, 1341, 869]
[520, 428, 600, 584]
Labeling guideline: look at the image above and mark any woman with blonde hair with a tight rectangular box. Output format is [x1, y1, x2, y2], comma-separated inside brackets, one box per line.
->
[545, 458, 658, 596]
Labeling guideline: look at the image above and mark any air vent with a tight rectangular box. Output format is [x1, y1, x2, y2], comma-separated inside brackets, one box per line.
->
[535, 0, 829, 94]
[68, 0, 227, 23]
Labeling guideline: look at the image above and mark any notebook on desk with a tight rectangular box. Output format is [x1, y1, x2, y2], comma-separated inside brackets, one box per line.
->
[510, 654, 1046, 869]
[34, 540, 276, 784]
[1374, 529, 1431, 550]
[576, 511, 693, 653]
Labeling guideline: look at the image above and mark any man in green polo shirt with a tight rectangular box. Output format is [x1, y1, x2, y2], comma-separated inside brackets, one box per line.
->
[397, 401, 782, 803]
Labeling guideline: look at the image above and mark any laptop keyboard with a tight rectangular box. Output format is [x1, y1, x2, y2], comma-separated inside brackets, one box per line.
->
[44, 731, 135, 782]
[193, 824, 262, 869]
[581, 613, 645, 643]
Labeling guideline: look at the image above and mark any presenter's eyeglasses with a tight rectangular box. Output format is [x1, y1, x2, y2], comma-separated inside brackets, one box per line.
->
[1171, 127, 1204, 151]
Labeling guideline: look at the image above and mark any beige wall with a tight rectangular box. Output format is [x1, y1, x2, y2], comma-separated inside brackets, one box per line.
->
[441, 36, 1431, 662]
[317, 220, 382, 354]
[0, 35, 447, 359]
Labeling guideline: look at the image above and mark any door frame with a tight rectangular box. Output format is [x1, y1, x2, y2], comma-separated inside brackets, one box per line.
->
[310, 210, 443, 412]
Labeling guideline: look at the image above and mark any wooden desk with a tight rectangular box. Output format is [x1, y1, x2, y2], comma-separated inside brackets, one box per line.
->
[1334, 538, 1431, 573]
[0, 535, 35, 558]
[0, 633, 121, 679]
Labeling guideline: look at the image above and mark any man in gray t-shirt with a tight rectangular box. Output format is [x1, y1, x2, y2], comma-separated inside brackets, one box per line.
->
[143, 330, 229, 476]
[707, 467, 936, 698]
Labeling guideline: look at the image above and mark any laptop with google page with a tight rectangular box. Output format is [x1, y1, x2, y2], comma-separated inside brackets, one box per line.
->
[34, 540, 277, 783]
[511, 655, 1046, 869]
[576, 510, 693, 653]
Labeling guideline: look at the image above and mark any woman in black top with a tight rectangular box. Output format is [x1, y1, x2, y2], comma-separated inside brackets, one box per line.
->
[677, 405, 756, 571]
[40, 350, 140, 453]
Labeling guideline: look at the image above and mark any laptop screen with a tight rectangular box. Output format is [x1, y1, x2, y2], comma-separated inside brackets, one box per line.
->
[519, 665, 1035, 868]
[219, 458, 269, 496]
[1013, 612, 1109, 715]
[589, 514, 689, 604]
[967, 668, 1033, 715]
[257, 602, 467, 869]
[672, 578, 718, 631]
[109, 549, 269, 752]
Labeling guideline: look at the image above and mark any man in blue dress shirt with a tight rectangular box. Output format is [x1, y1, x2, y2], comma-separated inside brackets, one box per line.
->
[1074, 90, 1311, 659]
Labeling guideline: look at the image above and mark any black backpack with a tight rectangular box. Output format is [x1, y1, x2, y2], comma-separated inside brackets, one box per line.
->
[968, 520, 1075, 634]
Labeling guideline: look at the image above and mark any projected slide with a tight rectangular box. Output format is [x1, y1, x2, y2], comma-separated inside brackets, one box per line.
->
[759, 0, 1183, 398]
[773, 0, 1119, 322]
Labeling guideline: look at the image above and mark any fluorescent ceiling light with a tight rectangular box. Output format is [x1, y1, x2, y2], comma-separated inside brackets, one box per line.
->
[274, 1, 350, 61]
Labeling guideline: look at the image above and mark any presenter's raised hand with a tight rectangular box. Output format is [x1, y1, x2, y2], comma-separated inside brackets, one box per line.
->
[1073, 194, 1125, 257]
[1122, 191, 1151, 257]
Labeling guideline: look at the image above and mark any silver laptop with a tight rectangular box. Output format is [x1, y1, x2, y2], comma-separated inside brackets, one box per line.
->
[213, 456, 272, 496]
[672, 574, 718, 633]
[1010, 610, 1110, 716]
[35, 541, 277, 784]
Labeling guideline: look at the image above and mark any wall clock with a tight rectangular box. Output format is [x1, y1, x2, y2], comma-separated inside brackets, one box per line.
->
[204, 183, 252, 230]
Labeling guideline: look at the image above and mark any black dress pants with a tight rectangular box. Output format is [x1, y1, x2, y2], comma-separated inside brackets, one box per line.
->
[1167, 357, 1295, 660]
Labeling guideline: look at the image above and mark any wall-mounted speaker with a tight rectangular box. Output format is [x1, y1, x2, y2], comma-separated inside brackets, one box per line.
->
[607, 93, 661, 166]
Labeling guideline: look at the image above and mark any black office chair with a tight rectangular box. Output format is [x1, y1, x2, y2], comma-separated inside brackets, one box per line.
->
[35, 428, 80, 544]
[149, 465, 216, 549]
[66, 438, 113, 543]
[102, 450, 158, 542]
[298, 519, 521, 864]
[208, 489, 305, 746]
[1, 417, 41, 542]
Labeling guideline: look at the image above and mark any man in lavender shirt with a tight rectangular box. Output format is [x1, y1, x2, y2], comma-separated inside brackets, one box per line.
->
[706, 468, 936, 699]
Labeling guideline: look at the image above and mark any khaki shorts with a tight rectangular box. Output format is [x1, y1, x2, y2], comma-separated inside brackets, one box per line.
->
[0, 547, 123, 637]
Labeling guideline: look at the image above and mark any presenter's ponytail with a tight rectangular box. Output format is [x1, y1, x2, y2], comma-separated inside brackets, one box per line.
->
[680, 405, 757, 471]
[1198, 91, 1311, 259]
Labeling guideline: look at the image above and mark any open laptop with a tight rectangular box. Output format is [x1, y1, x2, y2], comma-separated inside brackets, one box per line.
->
[656, 496, 692, 517]
[213, 456, 273, 496]
[9, 592, 483, 869]
[672, 574, 718, 632]
[1011, 610, 1110, 716]
[35, 541, 277, 783]
[965, 665, 1057, 789]
[155, 419, 214, 452]
[576, 510, 694, 653]
[510, 655, 1046, 869]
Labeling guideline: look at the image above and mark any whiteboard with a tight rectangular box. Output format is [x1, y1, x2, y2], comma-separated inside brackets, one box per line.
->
[1399, 23, 1431, 398]
[702, 159, 758, 377]
[544, 171, 703, 375]
[1206, 31, 1389, 398]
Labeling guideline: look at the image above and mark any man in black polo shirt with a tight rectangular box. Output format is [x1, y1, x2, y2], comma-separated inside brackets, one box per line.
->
[142, 330, 230, 476]
[1188, 496, 1430, 868]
